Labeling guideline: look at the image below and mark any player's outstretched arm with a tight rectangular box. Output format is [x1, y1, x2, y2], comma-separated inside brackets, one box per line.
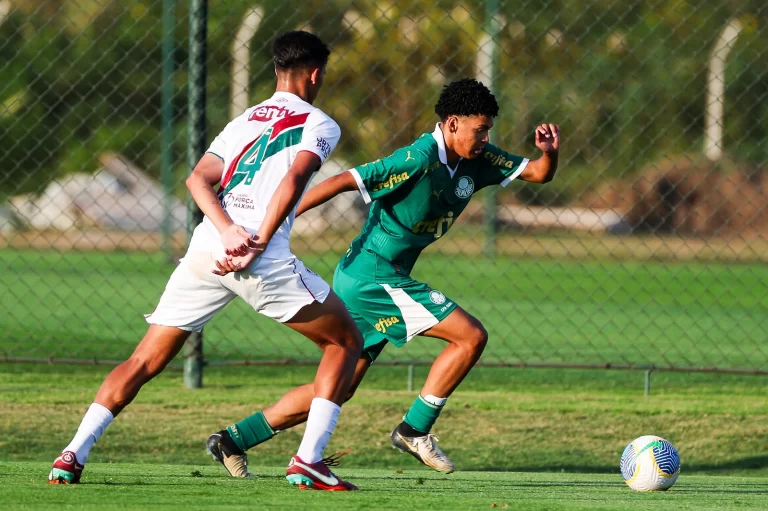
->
[296, 170, 358, 217]
[519, 123, 560, 184]
[186, 153, 252, 254]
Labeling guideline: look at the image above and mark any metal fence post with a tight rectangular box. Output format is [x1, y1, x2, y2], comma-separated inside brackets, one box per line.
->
[230, 7, 264, 119]
[184, 0, 208, 389]
[3, 0, 768, 380]
[644, 369, 653, 399]
[704, 19, 743, 162]
[160, 0, 176, 263]
[480, 0, 501, 258]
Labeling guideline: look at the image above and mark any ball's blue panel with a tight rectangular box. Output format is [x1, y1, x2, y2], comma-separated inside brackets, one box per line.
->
[653, 439, 680, 475]
[620, 443, 637, 481]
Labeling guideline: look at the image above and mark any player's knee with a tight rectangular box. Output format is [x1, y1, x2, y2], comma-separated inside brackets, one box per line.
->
[317, 328, 362, 359]
[465, 323, 489, 355]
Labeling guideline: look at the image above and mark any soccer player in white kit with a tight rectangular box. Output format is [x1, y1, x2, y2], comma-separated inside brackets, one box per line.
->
[48, 31, 362, 491]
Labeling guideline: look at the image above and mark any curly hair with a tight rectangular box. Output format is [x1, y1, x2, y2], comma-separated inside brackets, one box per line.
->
[434, 78, 499, 120]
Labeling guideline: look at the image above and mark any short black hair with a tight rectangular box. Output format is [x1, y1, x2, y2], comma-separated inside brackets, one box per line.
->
[273, 31, 330, 71]
[434, 78, 499, 120]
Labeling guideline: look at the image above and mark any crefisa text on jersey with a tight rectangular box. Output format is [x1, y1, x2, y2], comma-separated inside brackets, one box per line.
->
[484, 151, 517, 169]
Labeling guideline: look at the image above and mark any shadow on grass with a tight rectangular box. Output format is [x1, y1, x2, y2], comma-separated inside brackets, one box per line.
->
[684, 455, 768, 473]
[470, 455, 768, 474]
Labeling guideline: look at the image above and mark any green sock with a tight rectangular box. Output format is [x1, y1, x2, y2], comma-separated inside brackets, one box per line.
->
[227, 411, 276, 451]
[403, 395, 446, 434]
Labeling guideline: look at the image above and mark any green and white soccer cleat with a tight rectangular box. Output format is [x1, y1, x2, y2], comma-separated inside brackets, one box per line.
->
[206, 430, 254, 478]
[390, 428, 456, 474]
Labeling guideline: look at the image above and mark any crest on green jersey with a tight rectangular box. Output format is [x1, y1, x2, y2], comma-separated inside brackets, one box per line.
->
[429, 290, 446, 304]
[455, 176, 474, 198]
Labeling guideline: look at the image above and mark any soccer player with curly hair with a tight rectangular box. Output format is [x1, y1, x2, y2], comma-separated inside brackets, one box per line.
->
[209, 78, 561, 475]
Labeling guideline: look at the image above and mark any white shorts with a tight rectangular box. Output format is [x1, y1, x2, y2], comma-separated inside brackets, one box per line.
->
[145, 251, 330, 331]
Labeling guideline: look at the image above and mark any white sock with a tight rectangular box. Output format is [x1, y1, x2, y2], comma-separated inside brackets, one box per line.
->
[63, 403, 114, 464]
[296, 398, 341, 464]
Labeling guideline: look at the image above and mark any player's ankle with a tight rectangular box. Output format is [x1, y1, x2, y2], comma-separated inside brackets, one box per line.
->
[397, 421, 427, 438]
[219, 429, 245, 455]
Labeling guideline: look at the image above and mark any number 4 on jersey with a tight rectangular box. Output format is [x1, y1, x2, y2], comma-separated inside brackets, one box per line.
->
[240, 127, 273, 185]
[220, 127, 273, 195]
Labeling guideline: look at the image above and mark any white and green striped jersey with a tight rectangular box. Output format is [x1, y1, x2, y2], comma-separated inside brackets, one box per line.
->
[187, 91, 341, 258]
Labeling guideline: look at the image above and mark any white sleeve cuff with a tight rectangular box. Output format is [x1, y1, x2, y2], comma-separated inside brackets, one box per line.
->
[206, 150, 224, 161]
[348, 169, 371, 204]
[296, 147, 327, 164]
[207, 135, 227, 160]
[500, 158, 529, 187]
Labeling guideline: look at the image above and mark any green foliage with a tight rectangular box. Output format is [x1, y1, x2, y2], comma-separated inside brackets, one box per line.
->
[1, 0, 766, 200]
[1, 1, 179, 195]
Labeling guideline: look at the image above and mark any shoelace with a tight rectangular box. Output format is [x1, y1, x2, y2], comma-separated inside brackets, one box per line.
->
[419, 434, 451, 461]
[320, 448, 351, 467]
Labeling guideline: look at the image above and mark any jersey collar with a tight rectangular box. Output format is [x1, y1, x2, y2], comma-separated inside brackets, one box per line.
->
[271, 91, 307, 103]
[431, 123, 462, 177]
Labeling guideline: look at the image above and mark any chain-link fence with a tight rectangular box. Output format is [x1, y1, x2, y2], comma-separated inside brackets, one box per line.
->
[1, 0, 766, 375]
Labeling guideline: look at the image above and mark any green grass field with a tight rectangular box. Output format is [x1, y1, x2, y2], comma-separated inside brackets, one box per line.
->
[1, 246, 766, 507]
[4, 463, 767, 511]
[1, 364, 766, 510]
[1, 248, 766, 369]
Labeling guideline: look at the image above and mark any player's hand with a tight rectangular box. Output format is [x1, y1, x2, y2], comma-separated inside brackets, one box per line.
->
[212, 236, 268, 276]
[535, 123, 560, 154]
[211, 252, 255, 276]
[221, 224, 255, 257]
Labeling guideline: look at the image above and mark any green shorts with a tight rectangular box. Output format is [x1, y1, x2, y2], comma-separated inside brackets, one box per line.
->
[333, 266, 459, 361]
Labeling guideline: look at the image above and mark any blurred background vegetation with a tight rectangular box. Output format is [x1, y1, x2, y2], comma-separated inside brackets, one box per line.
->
[1, 0, 766, 371]
[2, 0, 766, 207]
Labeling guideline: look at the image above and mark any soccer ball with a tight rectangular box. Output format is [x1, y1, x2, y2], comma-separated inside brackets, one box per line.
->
[620, 435, 680, 491]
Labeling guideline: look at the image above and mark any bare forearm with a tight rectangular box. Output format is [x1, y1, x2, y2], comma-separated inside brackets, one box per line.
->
[186, 174, 232, 233]
[258, 172, 312, 241]
[525, 151, 558, 183]
[296, 171, 358, 217]
[521, 123, 561, 184]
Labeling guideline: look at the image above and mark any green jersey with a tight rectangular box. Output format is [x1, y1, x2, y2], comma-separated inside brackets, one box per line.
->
[341, 123, 529, 282]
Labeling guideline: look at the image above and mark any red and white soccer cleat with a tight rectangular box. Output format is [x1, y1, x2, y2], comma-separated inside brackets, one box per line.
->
[285, 451, 358, 491]
[48, 451, 84, 484]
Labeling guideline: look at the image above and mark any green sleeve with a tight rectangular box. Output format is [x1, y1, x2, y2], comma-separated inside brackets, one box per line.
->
[477, 144, 530, 189]
[349, 145, 428, 203]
